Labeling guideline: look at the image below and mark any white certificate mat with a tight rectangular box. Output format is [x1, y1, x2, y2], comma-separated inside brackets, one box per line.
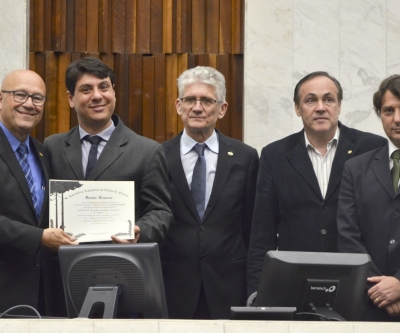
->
[49, 180, 135, 242]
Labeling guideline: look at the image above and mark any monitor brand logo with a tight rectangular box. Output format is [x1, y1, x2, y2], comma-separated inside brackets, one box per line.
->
[310, 285, 336, 293]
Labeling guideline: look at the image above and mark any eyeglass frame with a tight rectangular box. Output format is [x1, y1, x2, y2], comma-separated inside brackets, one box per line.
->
[1, 90, 47, 107]
[180, 96, 223, 107]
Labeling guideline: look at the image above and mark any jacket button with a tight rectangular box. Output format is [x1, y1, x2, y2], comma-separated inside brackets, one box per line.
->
[390, 239, 396, 245]
[321, 229, 327, 235]
[200, 255, 206, 261]
[200, 225, 205, 231]
[35, 260, 40, 267]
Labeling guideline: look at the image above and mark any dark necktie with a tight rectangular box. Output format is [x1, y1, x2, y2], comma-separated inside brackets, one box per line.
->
[16, 143, 40, 219]
[83, 135, 102, 180]
[392, 150, 400, 193]
[191, 144, 207, 220]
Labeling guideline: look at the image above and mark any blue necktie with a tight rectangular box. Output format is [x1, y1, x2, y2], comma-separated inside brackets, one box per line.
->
[191, 144, 207, 220]
[16, 143, 40, 220]
[83, 135, 102, 180]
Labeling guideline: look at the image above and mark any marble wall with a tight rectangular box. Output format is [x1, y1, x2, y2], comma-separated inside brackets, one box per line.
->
[244, 0, 400, 152]
[0, 0, 29, 84]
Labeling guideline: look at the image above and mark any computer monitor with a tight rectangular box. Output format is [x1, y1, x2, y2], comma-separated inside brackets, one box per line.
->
[255, 251, 370, 321]
[58, 243, 168, 319]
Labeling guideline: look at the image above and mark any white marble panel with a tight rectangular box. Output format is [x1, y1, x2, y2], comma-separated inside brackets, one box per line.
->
[0, 319, 29, 333]
[354, 322, 400, 333]
[290, 322, 354, 333]
[340, 85, 385, 137]
[28, 319, 94, 333]
[94, 320, 158, 333]
[293, 0, 340, 82]
[245, 85, 293, 152]
[245, 0, 293, 88]
[158, 320, 224, 333]
[339, 0, 386, 86]
[0, 0, 29, 84]
[224, 321, 289, 333]
[387, 0, 400, 74]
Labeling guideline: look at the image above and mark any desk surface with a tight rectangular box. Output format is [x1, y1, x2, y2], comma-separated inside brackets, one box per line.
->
[0, 319, 399, 333]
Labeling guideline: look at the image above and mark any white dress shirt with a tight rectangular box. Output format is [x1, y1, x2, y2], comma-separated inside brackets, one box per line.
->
[304, 128, 340, 198]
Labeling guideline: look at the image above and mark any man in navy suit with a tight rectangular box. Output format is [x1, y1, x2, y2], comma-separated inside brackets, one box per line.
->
[161, 66, 259, 319]
[247, 71, 387, 296]
[0, 70, 75, 315]
[338, 74, 400, 321]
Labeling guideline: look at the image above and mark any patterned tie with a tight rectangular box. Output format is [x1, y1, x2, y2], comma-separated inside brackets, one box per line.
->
[83, 135, 102, 180]
[16, 143, 40, 219]
[392, 150, 400, 193]
[191, 144, 207, 220]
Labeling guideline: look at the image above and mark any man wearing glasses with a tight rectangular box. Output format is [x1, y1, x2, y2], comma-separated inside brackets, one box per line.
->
[160, 66, 259, 319]
[0, 70, 76, 316]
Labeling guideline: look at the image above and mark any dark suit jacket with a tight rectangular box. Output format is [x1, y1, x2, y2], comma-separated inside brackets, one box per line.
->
[44, 114, 173, 243]
[160, 130, 259, 319]
[0, 128, 53, 314]
[337, 144, 400, 321]
[247, 123, 387, 295]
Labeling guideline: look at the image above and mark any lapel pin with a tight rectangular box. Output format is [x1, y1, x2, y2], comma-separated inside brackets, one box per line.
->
[39, 152, 43, 157]
[347, 150, 352, 154]
[228, 151, 234, 156]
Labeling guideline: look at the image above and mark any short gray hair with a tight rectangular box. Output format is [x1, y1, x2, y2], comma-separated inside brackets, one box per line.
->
[177, 66, 226, 102]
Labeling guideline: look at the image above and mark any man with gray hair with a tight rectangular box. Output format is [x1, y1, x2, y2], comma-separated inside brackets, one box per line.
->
[160, 66, 259, 319]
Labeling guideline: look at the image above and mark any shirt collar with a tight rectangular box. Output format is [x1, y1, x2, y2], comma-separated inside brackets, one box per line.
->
[181, 129, 219, 155]
[79, 120, 115, 142]
[304, 127, 340, 149]
[0, 121, 30, 153]
[388, 139, 400, 159]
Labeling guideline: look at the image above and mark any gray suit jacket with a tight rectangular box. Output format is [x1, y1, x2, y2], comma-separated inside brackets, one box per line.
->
[338, 144, 400, 321]
[0, 128, 52, 314]
[44, 114, 173, 243]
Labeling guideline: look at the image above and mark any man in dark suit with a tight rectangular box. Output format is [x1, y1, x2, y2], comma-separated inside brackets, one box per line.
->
[0, 70, 76, 315]
[161, 66, 259, 319]
[337, 74, 400, 321]
[247, 71, 387, 296]
[44, 57, 172, 244]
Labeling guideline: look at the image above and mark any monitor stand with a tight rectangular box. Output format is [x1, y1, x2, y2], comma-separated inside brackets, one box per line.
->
[79, 285, 121, 318]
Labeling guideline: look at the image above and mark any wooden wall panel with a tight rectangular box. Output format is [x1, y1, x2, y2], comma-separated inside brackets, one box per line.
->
[29, 0, 245, 143]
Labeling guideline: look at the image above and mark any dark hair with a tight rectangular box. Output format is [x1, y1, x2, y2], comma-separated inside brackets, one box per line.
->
[65, 57, 115, 95]
[373, 75, 400, 116]
[293, 71, 343, 106]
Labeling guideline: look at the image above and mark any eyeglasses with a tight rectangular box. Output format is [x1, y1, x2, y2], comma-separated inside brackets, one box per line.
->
[180, 97, 222, 108]
[1, 90, 47, 106]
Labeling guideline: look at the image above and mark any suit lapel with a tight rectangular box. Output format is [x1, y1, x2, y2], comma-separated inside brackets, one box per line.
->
[202, 133, 234, 222]
[325, 126, 358, 200]
[165, 135, 201, 222]
[0, 129, 37, 225]
[371, 145, 393, 198]
[63, 129, 85, 179]
[287, 132, 322, 198]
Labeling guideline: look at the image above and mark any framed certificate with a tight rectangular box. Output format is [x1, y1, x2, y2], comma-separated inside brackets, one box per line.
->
[49, 180, 135, 242]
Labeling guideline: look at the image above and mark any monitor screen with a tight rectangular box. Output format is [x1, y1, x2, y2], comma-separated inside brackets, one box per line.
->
[58, 243, 168, 319]
[255, 251, 370, 321]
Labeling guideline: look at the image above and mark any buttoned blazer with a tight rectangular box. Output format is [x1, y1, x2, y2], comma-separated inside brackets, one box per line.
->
[160, 130, 259, 319]
[247, 123, 387, 295]
[0, 127, 52, 313]
[44, 114, 173, 243]
[337, 144, 400, 321]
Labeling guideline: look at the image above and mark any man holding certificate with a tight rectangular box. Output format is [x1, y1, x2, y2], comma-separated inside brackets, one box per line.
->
[44, 57, 173, 244]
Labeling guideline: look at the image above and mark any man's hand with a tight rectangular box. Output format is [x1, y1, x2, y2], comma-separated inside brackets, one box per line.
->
[111, 225, 140, 244]
[41, 228, 79, 251]
[385, 299, 400, 317]
[368, 276, 400, 308]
